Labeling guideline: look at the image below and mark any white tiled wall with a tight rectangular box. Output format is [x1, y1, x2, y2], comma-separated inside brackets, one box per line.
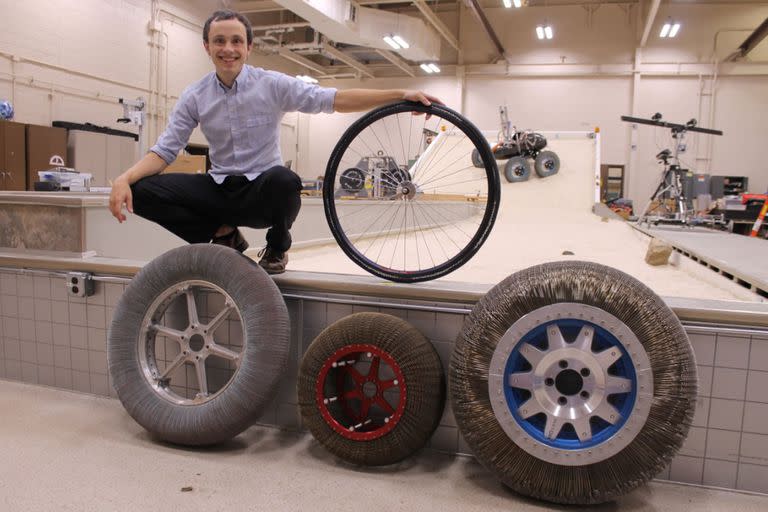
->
[2, 270, 768, 494]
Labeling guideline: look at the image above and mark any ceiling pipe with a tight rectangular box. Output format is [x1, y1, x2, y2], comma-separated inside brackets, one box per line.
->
[413, 0, 460, 51]
[322, 42, 376, 78]
[462, 0, 506, 61]
[375, 49, 416, 77]
[726, 17, 768, 61]
[639, 0, 661, 48]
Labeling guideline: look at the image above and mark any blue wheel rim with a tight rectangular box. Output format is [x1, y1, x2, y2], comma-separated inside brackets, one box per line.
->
[504, 319, 638, 450]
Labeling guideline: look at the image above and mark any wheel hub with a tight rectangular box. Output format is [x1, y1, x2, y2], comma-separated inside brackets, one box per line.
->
[488, 303, 653, 466]
[555, 369, 582, 396]
[316, 344, 407, 441]
[396, 181, 417, 200]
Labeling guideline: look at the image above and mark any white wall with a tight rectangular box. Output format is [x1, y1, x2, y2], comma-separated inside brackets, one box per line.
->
[0, 1, 765, 206]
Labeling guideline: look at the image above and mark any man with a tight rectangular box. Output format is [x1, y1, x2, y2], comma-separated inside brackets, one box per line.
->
[109, 9, 440, 274]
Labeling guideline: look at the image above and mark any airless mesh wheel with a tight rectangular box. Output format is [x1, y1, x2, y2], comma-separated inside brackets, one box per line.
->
[108, 244, 290, 446]
[449, 261, 697, 504]
[298, 312, 445, 465]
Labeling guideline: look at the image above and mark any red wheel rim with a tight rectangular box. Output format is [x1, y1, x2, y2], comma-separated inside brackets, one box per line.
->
[315, 343, 407, 441]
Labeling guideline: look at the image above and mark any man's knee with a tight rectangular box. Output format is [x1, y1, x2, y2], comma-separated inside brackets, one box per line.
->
[266, 167, 302, 194]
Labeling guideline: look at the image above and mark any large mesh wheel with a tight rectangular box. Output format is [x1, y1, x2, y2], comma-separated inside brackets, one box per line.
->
[108, 244, 290, 445]
[323, 101, 500, 283]
[298, 313, 445, 465]
[449, 261, 697, 504]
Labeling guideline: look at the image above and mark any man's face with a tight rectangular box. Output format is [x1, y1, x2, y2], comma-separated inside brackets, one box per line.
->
[204, 18, 252, 80]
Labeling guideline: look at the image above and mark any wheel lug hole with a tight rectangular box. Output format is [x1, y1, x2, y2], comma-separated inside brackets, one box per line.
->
[580, 368, 590, 377]
[580, 391, 590, 399]
[558, 396, 567, 405]
[558, 360, 568, 369]
[545, 378, 554, 386]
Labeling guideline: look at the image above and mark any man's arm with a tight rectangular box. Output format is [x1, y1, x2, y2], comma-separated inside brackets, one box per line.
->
[333, 89, 443, 113]
[108, 152, 168, 223]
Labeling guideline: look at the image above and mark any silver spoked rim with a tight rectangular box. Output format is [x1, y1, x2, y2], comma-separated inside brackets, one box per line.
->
[138, 279, 244, 406]
[488, 303, 653, 466]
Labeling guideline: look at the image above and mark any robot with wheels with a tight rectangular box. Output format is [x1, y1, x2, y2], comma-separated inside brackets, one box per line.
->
[472, 106, 560, 183]
[338, 152, 411, 199]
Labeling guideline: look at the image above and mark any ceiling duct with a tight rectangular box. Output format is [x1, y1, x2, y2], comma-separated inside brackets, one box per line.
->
[271, 0, 441, 61]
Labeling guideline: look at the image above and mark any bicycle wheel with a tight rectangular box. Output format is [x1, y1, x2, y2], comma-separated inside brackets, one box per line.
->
[323, 101, 500, 283]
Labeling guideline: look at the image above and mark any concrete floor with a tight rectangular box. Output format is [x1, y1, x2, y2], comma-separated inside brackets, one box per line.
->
[2, 380, 767, 512]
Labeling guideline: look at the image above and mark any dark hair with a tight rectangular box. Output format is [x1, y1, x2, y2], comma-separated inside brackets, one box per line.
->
[203, 10, 253, 46]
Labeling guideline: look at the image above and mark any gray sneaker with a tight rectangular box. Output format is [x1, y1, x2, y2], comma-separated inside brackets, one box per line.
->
[257, 247, 288, 274]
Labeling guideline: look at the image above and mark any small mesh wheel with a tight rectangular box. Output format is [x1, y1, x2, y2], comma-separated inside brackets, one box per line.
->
[534, 150, 560, 178]
[298, 312, 445, 466]
[323, 101, 500, 283]
[504, 156, 531, 183]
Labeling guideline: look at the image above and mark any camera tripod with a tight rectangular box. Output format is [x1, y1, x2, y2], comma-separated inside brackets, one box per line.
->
[621, 114, 723, 226]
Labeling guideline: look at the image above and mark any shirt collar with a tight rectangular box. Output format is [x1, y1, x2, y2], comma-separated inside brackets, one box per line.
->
[214, 66, 249, 92]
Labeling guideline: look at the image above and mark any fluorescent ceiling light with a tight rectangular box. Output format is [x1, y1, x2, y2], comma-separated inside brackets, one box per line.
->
[536, 26, 545, 40]
[513, 0, 522, 7]
[428, 63, 441, 73]
[669, 23, 681, 37]
[502, 0, 512, 7]
[420, 63, 434, 73]
[660, 23, 671, 38]
[392, 35, 410, 49]
[544, 25, 553, 39]
[383, 36, 400, 50]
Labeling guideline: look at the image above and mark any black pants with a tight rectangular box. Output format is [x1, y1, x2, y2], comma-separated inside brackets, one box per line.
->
[131, 166, 302, 252]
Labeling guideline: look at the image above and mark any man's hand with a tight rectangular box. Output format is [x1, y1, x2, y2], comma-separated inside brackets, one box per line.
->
[402, 90, 444, 107]
[109, 176, 133, 223]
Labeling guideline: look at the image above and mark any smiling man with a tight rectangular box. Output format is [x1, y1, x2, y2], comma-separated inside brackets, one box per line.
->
[109, 9, 440, 274]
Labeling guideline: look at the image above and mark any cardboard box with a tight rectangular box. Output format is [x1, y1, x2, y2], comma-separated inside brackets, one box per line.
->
[164, 154, 207, 174]
[25, 124, 68, 191]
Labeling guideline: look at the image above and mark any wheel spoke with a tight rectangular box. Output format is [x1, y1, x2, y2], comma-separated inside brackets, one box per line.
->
[206, 302, 235, 334]
[519, 343, 546, 367]
[573, 417, 593, 442]
[546, 324, 568, 350]
[516, 397, 544, 419]
[595, 348, 622, 369]
[194, 359, 209, 397]
[574, 325, 594, 351]
[150, 323, 184, 343]
[593, 402, 622, 425]
[605, 375, 633, 395]
[379, 378, 399, 391]
[358, 397, 372, 420]
[368, 356, 381, 380]
[159, 352, 187, 381]
[343, 388, 363, 401]
[544, 415, 563, 440]
[507, 371, 534, 390]
[208, 343, 239, 361]
[375, 396, 395, 415]
[185, 288, 199, 325]
[343, 365, 366, 385]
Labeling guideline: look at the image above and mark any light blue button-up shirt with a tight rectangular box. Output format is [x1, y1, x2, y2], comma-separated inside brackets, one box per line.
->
[151, 65, 337, 184]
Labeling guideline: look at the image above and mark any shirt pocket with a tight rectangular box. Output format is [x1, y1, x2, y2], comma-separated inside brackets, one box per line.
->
[245, 113, 272, 128]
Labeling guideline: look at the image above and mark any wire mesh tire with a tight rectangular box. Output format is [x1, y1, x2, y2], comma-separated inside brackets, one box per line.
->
[323, 101, 500, 283]
[298, 312, 445, 466]
[449, 261, 697, 505]
[504, 156, 531, 183]
[108, 244, 290, 446]
[534, 150, 560, 178]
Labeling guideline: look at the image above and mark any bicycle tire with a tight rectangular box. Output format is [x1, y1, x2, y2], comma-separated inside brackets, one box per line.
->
[323, 101, 500, 283]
